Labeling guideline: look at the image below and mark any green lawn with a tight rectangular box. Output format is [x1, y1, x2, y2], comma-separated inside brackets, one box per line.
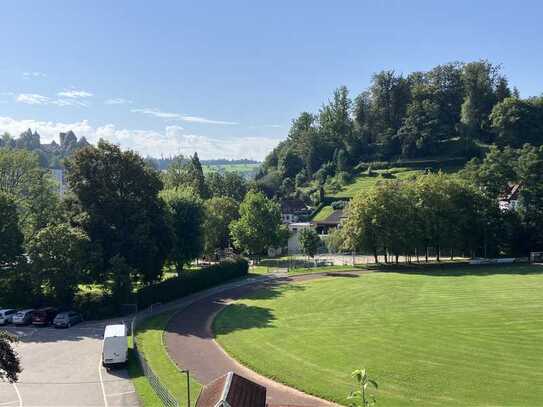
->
[213, 265, 543, 406]
[130, 311, 202, 406]
[331, 168, 423, 198]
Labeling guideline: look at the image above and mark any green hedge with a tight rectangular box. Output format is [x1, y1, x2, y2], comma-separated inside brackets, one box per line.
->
[136, 258, 249, 309]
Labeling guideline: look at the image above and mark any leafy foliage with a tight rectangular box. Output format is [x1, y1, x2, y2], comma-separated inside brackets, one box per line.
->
[160, 188, 205, 273]
[0, 193, 24, 266]
[0, 331, 21, 383]
[298, 228, 321, 259]
[348, 369, 378, 407]
[230, 191, 285, 257]
[136, 258, 248, 308]
[66, 140, 172, 283]
[27, 223, 90, 305]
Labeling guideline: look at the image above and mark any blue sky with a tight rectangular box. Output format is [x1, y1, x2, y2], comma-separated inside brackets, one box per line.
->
[1, 0, 542, 159]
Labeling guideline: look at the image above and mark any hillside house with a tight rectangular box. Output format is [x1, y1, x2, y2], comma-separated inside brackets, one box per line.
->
[312, 209, 345, 235]
[280, 199, 311, 224]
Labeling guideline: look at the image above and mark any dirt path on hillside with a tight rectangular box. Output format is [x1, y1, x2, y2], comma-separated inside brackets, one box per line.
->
[165, 271, 368, 406]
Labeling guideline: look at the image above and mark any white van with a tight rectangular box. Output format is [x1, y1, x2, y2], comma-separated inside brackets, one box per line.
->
[102, 324, 128, 367]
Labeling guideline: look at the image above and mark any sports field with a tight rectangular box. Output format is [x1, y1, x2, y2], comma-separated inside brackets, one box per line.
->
[213, 265, 543, 406]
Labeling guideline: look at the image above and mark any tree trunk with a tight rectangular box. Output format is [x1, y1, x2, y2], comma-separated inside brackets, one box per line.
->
[425, 246, 429, 263]
[384, 249, 388, 264]
[373, 249, 378, 264]
[395, 254, 399, 264]
[416, 247, 420, 263]
[450, 248, 454, 261]
[436, 245, 441, 262]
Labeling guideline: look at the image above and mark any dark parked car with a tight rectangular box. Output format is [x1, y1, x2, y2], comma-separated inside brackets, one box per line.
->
[31, 307, 58, 326]
[53, 311, 83, 328]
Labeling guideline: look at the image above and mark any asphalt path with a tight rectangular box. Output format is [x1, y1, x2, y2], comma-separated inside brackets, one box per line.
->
[0, 321, 139, 407]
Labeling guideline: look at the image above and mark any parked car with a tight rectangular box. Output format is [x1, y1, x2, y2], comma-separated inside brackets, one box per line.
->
[12, 309, 34, 325]
[31, 307, 58, 326]
[0, 309, 16, 325]
[53, 311, 83, 328]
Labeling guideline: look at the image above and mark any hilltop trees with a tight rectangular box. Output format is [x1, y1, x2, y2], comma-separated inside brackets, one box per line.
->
[257, 60, 542, 200]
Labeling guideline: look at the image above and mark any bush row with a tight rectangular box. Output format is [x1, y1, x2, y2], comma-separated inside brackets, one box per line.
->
[136, 257, 249, 309]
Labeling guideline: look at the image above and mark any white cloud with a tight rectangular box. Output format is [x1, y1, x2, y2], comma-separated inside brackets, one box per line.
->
[131, 108, 181, 119]
[22, 72, 46, 79]
[180, 115, 238, 125]
[16, 93, 51, 105]
[105, 98, 132, 105]
[57, 90, 93, 98]
[15, 93, 89, 107]
[131, 107, 238, 125]
[0, 116, 280, 160]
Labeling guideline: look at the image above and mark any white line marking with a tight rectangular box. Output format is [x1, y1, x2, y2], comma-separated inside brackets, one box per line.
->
[0, 401, 19, 406]
[106, 390, 136, 397]
[98, 359, 108, 407]
[12, 383, 22, 407]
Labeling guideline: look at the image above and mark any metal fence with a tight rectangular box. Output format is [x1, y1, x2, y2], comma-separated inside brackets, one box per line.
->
[131, 315, 179, 407]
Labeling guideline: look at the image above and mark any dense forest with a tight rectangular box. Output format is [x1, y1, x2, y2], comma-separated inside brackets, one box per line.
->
[257, 60, 543, 198]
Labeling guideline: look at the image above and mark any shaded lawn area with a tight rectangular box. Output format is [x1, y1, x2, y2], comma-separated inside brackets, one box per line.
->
[214, 265, 543, 406]
[129, 311, 202, 406]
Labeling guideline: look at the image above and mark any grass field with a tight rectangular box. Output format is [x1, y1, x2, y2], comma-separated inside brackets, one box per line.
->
[214, 265, 543, 406]
[130, 311, 202, 406]
[202, 163, 260, 177]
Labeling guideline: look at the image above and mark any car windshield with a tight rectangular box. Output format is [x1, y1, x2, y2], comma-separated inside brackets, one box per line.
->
[15, 312, 25, 317]
[56, 314, 67, 319]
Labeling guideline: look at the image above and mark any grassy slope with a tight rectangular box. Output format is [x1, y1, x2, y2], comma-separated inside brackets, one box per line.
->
[214, 265, 543, 406]
[130, 311, 202, 406]
[331, 168, 423, 198]
[312, 205, 335, 221]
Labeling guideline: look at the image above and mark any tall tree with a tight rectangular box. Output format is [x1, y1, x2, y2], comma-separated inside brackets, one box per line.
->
[460, 60, 500, 143]
[27, 223, 89, 305]
[299, 228, 321, 261]
[230, 191, 285, 259]
[161, 188, 205, 274]
[66, 141, 172, 283]
[0, 148, 58, 238]
[203, 196, 239, 255]
[0, 193, 24, 266]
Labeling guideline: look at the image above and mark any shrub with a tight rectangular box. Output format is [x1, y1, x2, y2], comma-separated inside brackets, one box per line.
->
[331, 200, 346, 210]
[136, 258, 249, 309]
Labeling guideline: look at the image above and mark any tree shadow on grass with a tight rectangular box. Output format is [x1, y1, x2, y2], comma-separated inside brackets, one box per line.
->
[364, 262, 542, 277]
[212, 303, 276, 336]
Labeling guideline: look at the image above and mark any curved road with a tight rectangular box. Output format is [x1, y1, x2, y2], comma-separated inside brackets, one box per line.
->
[165, 272, 365, 407]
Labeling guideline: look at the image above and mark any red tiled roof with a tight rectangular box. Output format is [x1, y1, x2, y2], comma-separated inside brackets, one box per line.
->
[196, 372, 267, 407]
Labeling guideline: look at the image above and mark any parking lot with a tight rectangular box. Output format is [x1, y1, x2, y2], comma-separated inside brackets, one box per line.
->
[0, 321, 139, 406]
